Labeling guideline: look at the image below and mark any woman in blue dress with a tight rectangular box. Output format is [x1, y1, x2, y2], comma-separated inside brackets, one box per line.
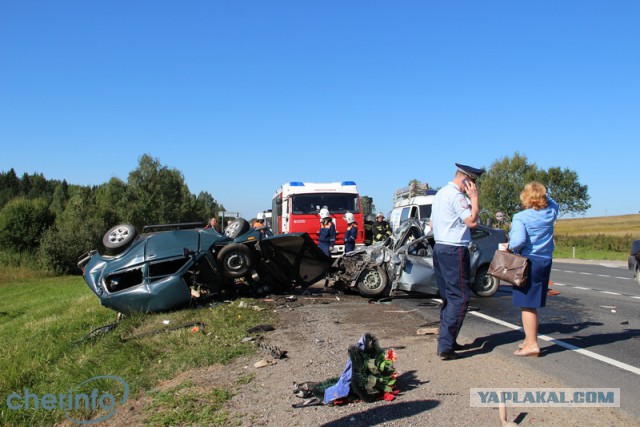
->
[508, 182, 558, 357]
[343, 212, 357, 253]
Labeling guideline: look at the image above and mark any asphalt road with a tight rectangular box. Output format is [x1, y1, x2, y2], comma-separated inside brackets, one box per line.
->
[392, 260, 640, 420]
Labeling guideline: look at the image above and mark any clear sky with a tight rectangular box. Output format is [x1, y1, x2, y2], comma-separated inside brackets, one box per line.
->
[1, 1, 638, 219]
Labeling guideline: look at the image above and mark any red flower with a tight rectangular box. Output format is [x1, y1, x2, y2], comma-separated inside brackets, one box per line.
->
[385, 349, 397, 362]
[383, 392, 396, 401]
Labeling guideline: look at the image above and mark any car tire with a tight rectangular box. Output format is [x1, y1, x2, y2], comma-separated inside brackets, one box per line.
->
[224, 218, 250, 239]
[472, 264, 500, 297]
[102, 224, 137, 254]
[356, 266, 390, 297]
[217, 243, 254, 278]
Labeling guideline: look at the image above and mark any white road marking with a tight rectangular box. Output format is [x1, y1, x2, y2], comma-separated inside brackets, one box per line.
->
[579, 272, 593, 275]
[573, 286, 591, 290]
[615, 277, 631, 280]
[468, 310, 640, 376]
[600, 291, 622, 296]
[552, 282, 566, 286]
[633, 296, 640, 300]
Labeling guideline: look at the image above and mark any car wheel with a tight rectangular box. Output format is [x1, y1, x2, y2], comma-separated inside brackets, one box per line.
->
[217, 243, 254, 278]
[356, 267, 390, 297]
[472, 264, 500, 297]
[224, 218, 250, 239]
[102, 224, 137, 254]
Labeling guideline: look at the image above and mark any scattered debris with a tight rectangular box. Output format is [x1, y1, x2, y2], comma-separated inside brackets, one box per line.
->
[162, 320, 170, 325]
[247, 324, 275, 333]
[254, 358, 277, 368]
[121, 321, 206, 342]
[621, 321, 629, 325]
[416, 327, 438, 335]
[73, 322, 119, 345]
[257, 341, 288, 359]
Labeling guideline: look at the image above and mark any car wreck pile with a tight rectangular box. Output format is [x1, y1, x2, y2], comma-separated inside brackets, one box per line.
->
[79, 217, 507, 314]
[327, 218, 507, 298]
[78, 219, 332, 314]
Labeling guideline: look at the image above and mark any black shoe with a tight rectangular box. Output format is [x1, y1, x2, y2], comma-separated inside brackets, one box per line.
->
[437, 351, 459, 360]
[453, 342, 465, 351]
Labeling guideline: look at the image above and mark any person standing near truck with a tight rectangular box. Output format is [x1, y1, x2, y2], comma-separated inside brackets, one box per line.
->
[431, 163, 484, 360]
[371, 212, 392, 243]
[343, 212, 357, 253]
[318, 209, 336, 256]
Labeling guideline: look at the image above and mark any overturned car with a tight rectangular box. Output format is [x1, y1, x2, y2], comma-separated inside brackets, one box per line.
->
[328, 219, 507, 298]
[78, 219, 332, 314]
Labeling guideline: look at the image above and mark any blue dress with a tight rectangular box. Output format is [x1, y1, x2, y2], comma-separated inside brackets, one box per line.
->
[509, 196, 559, 308]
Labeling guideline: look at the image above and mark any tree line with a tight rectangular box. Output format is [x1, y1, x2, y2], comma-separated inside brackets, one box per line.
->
[1, 152, 591, 275]
[0, 154, 224, 274]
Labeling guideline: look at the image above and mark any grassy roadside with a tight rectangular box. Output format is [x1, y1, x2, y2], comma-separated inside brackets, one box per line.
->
[0, 274, 273, 426]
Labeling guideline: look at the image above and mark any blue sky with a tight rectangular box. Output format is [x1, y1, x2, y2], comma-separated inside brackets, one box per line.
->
[1, 1, 638, 219]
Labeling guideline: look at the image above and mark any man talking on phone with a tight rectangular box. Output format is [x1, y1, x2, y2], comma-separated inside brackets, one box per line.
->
[430, 163, 484, 360]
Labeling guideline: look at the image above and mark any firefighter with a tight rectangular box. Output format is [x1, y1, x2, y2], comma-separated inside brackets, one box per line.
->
[343, 212, 357, 253]
[371, 212, 392, 243]
[318, 209, 336, 256]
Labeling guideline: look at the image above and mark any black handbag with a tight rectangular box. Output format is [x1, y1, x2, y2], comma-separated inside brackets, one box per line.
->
[487, 250, 530, 287]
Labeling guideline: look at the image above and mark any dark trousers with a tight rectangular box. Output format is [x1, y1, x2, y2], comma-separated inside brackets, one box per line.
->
[433, 243, 471, 353]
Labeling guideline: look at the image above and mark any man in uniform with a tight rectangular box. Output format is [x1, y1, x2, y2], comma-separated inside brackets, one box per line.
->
[371, 212, 392, 243]
[431, 163, 484, 360]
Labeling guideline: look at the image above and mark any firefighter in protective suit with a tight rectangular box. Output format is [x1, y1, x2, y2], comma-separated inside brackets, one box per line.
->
[371, 212, 392, 243]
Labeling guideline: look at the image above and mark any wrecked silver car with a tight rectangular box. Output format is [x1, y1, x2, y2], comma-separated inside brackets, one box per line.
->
[328, 219, 507, 298]
[78, 219, 332, 314]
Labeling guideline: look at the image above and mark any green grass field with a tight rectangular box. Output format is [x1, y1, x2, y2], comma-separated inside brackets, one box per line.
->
[0, 275, 272, 426]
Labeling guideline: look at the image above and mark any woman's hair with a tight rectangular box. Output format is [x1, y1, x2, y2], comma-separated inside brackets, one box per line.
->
[520, 181, 548, 210]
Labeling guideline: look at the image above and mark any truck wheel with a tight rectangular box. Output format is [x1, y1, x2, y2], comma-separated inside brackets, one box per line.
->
[356, 267, 389, 297]
[472, 265, 500, 297]
[102, 224, 137, 254]
[217, 243, 254, 278]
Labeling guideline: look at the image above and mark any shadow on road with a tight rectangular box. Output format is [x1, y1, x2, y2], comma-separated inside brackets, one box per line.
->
[320, 399, 440, 427]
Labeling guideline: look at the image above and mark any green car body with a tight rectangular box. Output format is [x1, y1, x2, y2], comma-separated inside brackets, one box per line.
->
[79, 220, 332, 314]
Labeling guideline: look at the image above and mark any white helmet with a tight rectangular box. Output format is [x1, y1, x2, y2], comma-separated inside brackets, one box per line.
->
[256, 212, 265, 221]
[319, 208, 330, 219]
[344, 212, 355, 224]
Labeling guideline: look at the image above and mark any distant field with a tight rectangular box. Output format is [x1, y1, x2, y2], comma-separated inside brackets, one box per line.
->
[555, 214, 640, 237]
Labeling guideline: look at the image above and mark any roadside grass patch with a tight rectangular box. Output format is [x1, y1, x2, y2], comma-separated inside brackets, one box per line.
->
[0, 276, 274, 426]
[145, 380, 232, 426]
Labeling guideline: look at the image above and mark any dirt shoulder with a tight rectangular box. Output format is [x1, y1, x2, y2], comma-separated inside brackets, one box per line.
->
[103, 287, 636, 426]
[220, 290, 634, 426]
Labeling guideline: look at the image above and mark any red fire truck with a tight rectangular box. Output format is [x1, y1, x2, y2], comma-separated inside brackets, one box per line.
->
[271, 181, 365, 256]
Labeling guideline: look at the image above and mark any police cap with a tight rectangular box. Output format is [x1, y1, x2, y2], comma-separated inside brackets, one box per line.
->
[455, 163, 485, 180]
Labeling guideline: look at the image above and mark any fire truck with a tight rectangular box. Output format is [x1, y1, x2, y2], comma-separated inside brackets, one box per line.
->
[271, 181, 365, 256]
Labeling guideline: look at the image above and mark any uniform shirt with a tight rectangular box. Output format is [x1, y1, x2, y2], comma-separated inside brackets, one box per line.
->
[509, 196, 558, 258]
[431, 182, 472, 246]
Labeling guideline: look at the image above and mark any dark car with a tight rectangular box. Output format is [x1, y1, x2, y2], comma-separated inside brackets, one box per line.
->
[78, 219, 332, 314]
[328, 219, 507, 298]
[629, 240, 640, 284]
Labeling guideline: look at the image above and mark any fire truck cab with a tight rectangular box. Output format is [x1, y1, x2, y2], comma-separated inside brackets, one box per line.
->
[272, 181, 365, 256]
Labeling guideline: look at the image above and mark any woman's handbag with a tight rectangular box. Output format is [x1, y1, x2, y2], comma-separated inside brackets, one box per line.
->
[487, 250, 530, 287]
